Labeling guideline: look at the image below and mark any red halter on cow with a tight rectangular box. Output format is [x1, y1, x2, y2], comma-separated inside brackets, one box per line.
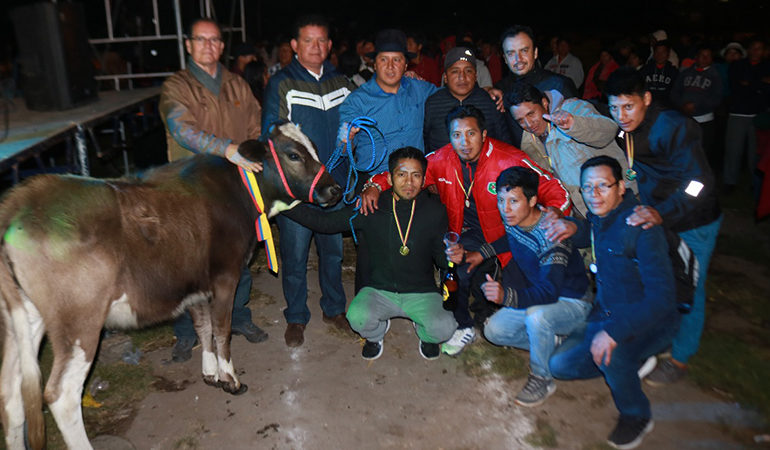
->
[0, 122, 340, 450]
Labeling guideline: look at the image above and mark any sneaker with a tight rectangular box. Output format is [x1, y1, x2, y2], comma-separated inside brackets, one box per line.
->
[362, 340, 383, 360]
[645, 358, 687, 386]
[441, 327, 476, 356]
[232, 321, 269, 343]
[418, 341, 440, 360]
[514, 374, 556, 407]
[637, 356, 657, 379]
[171, 336, 198, 363]
[607, 416, 654, 449]
[361, 320, 390, 361]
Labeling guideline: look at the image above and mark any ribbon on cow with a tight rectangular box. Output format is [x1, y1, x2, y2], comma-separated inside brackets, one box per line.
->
[238, 167, 279, 273]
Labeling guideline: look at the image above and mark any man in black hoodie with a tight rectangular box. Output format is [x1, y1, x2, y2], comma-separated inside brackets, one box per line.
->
[605, 67, 722, 388]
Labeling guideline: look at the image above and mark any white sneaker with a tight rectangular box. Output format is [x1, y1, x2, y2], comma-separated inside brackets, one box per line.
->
[441, 327, 476, 356]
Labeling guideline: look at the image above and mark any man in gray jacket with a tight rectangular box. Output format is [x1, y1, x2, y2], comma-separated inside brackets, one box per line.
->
[507, 82, 635, 216]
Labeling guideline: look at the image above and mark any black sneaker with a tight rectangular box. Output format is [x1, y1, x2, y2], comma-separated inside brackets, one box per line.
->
[362, 340, 383, 360]
[232, 321, 269, 343]
[607, 416, 654, 449]
[419, 341, 440, 360]
[171, 336, 198, 363]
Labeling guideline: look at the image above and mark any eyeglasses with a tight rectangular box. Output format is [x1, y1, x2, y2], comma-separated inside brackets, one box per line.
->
[580, 181, 619, 194]
[189, 36, 223, 45]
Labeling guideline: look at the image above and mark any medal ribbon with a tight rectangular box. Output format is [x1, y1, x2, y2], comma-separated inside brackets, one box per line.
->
[392, 194, 416, 255]
[238, 167, 279, 273]
[625, 133, 635, 177]
[454, 166, 475, 207]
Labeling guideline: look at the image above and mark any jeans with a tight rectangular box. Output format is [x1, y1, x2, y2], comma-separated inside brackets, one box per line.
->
[673, 215, 722, 363]
[484, 298, 592, 379]
[346, 287, 458, 343]
[723, 115, 757, 185]
[275, 213, 346, 325]
[454, 229, 499, 329]
[174, 266, 253, 338]
[550, 316, 679, 419]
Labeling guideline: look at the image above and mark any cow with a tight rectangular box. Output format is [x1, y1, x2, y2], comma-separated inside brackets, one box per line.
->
[0, 121, 341, 450]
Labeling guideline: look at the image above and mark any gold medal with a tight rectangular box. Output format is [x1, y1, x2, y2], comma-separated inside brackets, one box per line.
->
[393, 195, 416, 257]
[399, 245, 410, 256]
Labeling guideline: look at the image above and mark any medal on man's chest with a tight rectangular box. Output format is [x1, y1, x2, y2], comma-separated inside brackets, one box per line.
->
[399, 245, 410, 256]
[393, 195, 415, 257]
[625, 169, 637, 181]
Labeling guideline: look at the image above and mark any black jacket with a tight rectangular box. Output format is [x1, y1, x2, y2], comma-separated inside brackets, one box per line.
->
[282, 190, 449, 293]
[495, 65, 578, 147]
[727, 59, 770, 115]
[615, 105, 720, 232]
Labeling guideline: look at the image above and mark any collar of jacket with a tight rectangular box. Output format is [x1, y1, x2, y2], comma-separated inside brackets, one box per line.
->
[187, 55, 223, 96]
[628, 103, 663, 138]
[587, 191, 637, 229]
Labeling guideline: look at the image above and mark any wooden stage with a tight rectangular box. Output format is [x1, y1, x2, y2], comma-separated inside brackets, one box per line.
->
[0, 87, 160, 181]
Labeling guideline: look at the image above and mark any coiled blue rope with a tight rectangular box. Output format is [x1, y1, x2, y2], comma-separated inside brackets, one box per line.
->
[326, 116, 389, 243]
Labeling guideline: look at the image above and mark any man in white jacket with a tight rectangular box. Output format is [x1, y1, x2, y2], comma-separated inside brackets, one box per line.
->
[544, 38, 584, 90]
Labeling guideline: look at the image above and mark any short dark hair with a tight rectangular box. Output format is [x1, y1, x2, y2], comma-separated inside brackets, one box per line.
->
[446, 104, 486, 133]
[496, 166, 539, 200]
[388, 147, 428, 174]
[187, 18, 221, 38]
[292, 14, 329, 40]
[580, 156, 623, 183]
[653, 39, 671, 51]
[506, 82, 544, 107]
[500, 25, 536, 47]
[605, 67, 648, 98]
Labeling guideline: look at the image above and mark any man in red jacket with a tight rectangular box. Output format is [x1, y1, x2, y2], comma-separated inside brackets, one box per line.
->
[362, 105, 570, 355]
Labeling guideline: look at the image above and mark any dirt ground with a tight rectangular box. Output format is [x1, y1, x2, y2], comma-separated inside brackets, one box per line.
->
[106, 244, 764, 450]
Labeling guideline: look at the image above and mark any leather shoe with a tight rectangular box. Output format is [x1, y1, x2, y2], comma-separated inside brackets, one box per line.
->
[232, 321, 269, 343]
[171, 336, 198, 363]
[322, 313, 351, 333]
[284, 323, 306, 347]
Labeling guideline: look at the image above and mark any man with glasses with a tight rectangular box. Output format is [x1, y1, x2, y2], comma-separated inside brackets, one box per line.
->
[160, 18, 267, 362]
[549, 156, 679, 449]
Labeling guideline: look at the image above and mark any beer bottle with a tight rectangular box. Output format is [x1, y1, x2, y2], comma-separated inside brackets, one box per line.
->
[442, 262, 458, 311]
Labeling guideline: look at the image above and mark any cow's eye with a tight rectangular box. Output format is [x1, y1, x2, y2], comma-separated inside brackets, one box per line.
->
[288, 153, 302, 161]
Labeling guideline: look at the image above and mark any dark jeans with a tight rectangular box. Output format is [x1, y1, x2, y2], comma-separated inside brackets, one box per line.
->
[275, 213, 347, 325]
[453, 229, 500, 329]
[549, 314, 680, 419]
[174, 266, 253, 338]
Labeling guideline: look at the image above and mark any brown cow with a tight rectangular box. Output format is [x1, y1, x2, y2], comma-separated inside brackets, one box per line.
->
[0, 122, 341, 450]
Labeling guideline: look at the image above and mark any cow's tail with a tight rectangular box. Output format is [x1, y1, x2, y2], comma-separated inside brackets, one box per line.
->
[0, 199, 45, 450]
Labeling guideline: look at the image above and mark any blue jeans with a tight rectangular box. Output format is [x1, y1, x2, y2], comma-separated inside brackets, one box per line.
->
[673, 215, 722, 363]
[549, 315, 680, 419]
[174, 266, 253, 338]
[276, 213, 346, 325]
[484, 298, 592, 379]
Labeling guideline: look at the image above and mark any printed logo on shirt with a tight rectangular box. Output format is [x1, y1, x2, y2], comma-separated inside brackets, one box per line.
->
[487, 182, 497, 195]
[437, 177, 453, 185]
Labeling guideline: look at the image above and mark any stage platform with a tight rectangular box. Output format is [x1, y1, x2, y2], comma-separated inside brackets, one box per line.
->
[0, 87, 160, 181]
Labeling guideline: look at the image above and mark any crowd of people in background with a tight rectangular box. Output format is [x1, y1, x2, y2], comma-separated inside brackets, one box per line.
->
[156, 15, 769, 450]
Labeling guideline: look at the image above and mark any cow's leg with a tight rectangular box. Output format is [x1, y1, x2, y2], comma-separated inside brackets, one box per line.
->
[44, 327, 99, 450]
[1, 294, 46, 450]
[188, 304, 217, 384]
[209, 277, 246, 395]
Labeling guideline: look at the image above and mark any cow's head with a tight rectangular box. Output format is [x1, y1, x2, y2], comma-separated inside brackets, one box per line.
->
[238, 122, 341, 216]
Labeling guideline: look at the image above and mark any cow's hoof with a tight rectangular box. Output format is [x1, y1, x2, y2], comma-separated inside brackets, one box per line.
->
[224, 383, 248, 396]
[202, 375, 221, 388]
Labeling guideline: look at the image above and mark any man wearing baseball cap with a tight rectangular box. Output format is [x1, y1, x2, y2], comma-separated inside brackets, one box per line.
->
[339, 28, 439, 176]
[423, 46, 514, 152]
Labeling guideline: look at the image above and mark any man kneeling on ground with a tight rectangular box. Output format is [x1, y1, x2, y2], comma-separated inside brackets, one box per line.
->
[281, 147, 457, 360]
[547, 156, 680, 449]
[447, 166, 592, 407]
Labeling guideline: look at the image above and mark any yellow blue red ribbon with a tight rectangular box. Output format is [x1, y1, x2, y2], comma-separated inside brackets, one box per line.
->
[239, 168, 278, 273]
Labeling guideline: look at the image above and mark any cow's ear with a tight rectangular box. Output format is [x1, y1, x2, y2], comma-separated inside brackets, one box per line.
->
[238, 139, 266, 162]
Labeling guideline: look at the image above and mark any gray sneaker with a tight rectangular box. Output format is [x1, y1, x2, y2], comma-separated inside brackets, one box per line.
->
[645, 358, 687, 386]
[514, 374, 556, 407]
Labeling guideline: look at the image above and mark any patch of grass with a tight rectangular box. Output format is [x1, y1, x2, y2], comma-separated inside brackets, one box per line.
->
[125, 323, 174, 352]
[689, 332, 770, 421]
[524, 417, 558, 448]
[457, 340, 528, 381]
[174, 435, 200, 449]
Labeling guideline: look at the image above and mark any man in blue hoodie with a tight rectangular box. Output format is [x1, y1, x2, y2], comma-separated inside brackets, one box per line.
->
[262, 15, 356, 347]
